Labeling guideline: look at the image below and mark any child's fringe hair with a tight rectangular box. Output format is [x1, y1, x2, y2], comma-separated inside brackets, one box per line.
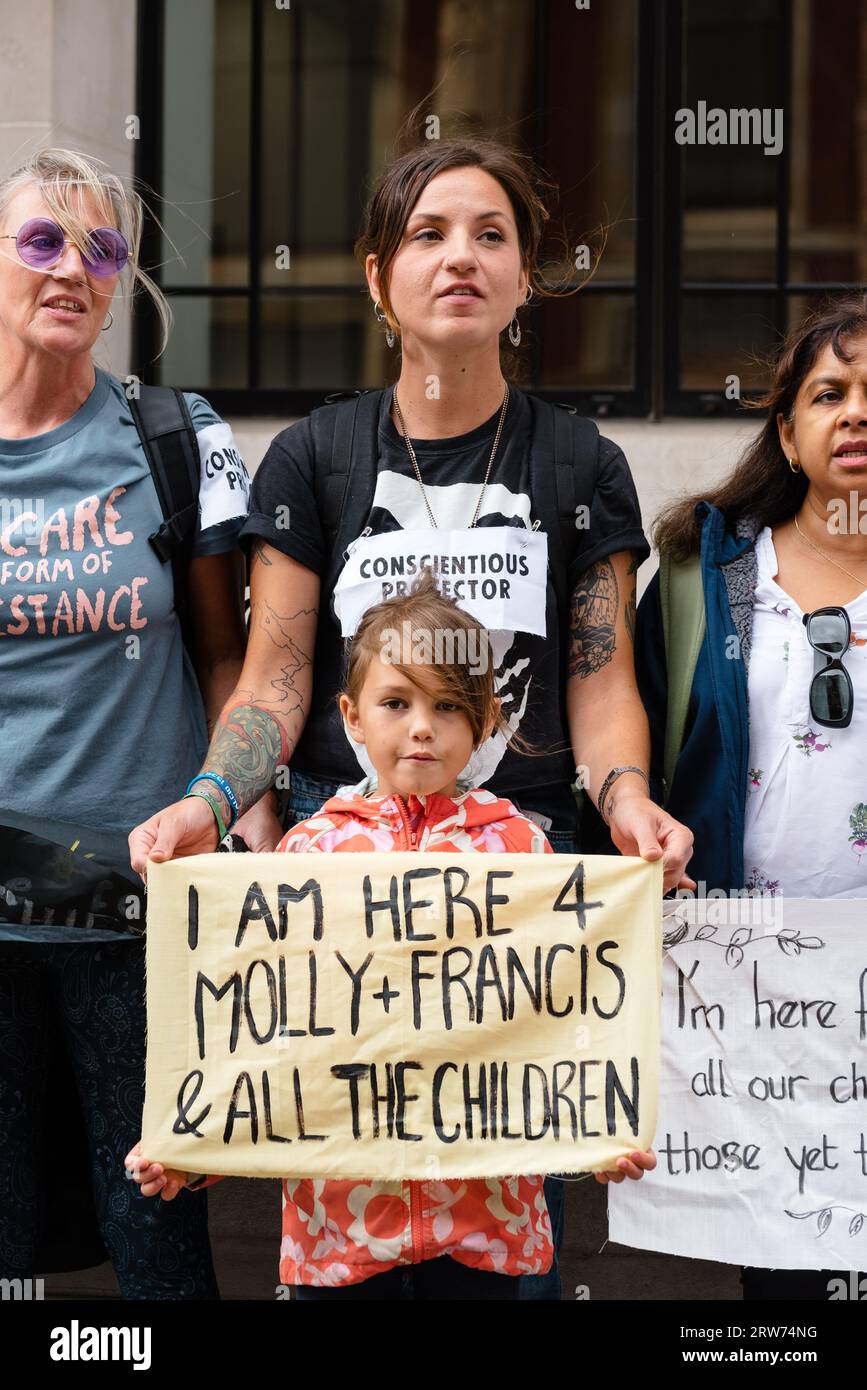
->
[340, 567, 538, 755]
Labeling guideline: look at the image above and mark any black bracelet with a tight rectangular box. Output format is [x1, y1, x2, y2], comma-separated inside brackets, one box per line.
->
[597, 765, 649, 826]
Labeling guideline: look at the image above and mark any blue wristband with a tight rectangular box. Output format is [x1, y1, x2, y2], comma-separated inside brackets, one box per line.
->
[186, 772, 240, 829]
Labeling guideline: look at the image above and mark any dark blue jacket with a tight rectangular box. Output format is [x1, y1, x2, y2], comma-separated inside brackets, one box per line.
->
[634, 501, 762, 894]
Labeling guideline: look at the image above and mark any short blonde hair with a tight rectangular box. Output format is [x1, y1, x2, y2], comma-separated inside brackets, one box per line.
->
[0, 147, 172, 353]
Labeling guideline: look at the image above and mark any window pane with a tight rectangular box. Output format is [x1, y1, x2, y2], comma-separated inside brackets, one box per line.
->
[260, 0, 538, 290]
[260, 0, 399, 291]
[161, 0, 250, 289]
[539, 292, 635, 390]
[680, 0, 783, 283]
[789, 0, 867, 284]
[786, 291, 850, 337]
[260, 294, 373, 390]
[542, 0, 638, 285]
[258, 0, 640, 389]
[157, 297, 248, 389]
[680, 293, 777, 391]
[150, 0, 641, 402]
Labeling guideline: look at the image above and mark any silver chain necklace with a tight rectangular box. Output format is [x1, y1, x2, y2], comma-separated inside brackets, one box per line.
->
[392, 385, 510, 530]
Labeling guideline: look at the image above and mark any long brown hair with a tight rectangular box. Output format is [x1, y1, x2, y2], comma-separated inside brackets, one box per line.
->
[353, 126, 603, 385]
[654, 293, 867, 561]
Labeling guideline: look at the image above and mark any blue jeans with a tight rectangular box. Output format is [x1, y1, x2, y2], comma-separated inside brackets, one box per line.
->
[0, 937, 220, 1299]
[284, 768, 346, 825]
[285, 770, 575, 1303]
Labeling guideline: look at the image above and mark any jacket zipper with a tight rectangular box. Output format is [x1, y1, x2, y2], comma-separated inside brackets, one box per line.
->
[393, 794, 418, 850]
[409, 1178, 426, 1263]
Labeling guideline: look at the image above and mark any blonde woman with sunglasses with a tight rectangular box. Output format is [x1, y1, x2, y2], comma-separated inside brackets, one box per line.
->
[0, 149, 277, 1298]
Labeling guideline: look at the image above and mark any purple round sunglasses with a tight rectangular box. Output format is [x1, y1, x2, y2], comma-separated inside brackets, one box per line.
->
[0, 217, 128, 278]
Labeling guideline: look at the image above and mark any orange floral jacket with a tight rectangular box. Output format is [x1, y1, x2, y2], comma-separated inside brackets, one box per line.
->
[198, 783, 555, 1288]
[276, 789, 555, 1284]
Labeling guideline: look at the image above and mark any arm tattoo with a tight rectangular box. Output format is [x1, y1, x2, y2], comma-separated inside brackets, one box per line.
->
[202, 602, 317, 814]
[206, 703, 287, 812]
[251, 539, 273, 567]
[255, 600, 315, 716]
[568, 558, 618, 678]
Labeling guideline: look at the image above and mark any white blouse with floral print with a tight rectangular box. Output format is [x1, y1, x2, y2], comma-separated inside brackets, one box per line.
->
[742, 526, 867, 898]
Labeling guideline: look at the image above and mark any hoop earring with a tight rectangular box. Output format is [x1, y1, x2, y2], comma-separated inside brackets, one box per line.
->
[374, 300, 396, 349]
[102, 311, 114, 332]
[788, 456, 801, 473]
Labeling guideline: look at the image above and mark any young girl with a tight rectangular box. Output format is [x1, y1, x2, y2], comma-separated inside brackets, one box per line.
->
[127, 571, 655, 1299]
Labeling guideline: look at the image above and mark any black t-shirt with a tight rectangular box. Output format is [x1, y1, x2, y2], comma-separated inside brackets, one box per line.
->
[240, 384, 649, 832]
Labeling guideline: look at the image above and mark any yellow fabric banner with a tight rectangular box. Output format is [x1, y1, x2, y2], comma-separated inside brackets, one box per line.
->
[141, 852, 662, 1181]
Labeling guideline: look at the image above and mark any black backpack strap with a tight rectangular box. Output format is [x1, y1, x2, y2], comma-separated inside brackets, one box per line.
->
[310, 388, 384, 600]
[130, 385, 201, 651]
[529, 397, 612, 847]
[528, 396, 599, 632]
[129, 385, 200, 561]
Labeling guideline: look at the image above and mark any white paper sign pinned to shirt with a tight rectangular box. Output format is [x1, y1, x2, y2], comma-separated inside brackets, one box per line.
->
[196, 423, 251, 531]
[333, 526, 549, 637]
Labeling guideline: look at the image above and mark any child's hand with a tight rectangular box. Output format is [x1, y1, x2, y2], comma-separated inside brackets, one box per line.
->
[594, 1148, 657, 1184]
[125, 1141, 189, 1200]
[232, 789, 284, 852]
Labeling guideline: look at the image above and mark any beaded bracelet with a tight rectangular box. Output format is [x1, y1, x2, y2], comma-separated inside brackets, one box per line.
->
[185, 772, 239, 830]
[597, 765, 649, 826]
[185, 788, 228, 844]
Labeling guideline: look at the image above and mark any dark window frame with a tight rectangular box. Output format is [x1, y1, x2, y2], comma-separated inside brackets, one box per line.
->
[662, 0, 863, 417]
[133, 0, 862, 420]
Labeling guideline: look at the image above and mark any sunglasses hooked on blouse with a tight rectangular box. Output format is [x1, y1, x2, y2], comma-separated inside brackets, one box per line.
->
[0, 217, 129, 278]
[802, 606, 854, 729]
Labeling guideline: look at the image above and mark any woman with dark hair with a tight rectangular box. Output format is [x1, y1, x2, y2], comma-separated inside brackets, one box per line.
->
[634, 293, 867, 1300]
[131, 133, 694, 1300]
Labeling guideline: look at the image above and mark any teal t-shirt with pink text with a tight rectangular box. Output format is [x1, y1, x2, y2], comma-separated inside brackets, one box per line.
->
[0, 368, 251, 940]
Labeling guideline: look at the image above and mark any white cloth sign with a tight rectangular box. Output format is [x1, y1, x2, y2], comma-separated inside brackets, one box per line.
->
[333, 526, 549, 637]
[609, 898, 867, 1271]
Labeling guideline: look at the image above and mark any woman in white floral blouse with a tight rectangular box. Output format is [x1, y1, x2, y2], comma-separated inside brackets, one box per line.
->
[636, 293, 867, 1301]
